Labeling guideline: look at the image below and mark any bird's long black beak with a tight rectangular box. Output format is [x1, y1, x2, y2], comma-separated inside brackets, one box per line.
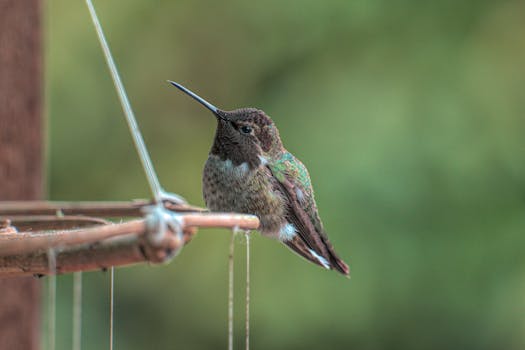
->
[168, 80, 227, 121]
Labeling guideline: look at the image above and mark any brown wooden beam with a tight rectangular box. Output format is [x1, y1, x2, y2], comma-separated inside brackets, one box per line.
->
[0, 0, 43, 349]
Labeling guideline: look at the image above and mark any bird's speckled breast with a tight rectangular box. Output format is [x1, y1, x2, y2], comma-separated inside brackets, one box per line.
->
[202, 154, 286, 235]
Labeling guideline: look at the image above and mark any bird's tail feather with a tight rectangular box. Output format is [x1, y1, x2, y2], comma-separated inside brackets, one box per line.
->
[284, 236, 350, 277]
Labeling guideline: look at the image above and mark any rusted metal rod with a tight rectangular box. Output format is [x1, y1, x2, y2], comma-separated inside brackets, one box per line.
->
[0, 213, 259, 257]
[4, 215, 110, 231]
[0, 210, 260, 276]
[0, 200, 202, 218]
[0, 233, 164, 277]
[182, 212, 260, 229]
[0, 220, 147, 257]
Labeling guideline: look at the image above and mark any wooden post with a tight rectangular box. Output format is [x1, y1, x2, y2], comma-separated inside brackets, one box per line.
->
[0, 1, 43, 349]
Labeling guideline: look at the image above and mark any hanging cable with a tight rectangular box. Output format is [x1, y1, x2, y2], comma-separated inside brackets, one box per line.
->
[73, 272, 83, 350]
[47, 248, 57, 350]
[84, 0, 185, 205]
[245, 232, 250, 350]
[110, 267, 115, 350]
[228, 230, 236, 350]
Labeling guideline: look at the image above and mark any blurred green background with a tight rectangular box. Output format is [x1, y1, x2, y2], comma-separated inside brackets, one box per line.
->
[45, 0, 525, 349]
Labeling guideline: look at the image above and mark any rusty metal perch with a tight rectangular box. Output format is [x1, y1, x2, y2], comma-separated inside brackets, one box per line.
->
[0, 200, 259, 277]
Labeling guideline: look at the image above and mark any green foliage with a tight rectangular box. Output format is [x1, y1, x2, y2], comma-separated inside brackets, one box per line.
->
[46, 0, 525, 349]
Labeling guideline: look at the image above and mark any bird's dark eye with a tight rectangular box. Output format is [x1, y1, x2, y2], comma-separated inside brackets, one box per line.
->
[240, 125, 253, 134]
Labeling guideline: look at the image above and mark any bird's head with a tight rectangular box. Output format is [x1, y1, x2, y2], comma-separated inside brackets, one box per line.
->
[169, 81, 283, 167]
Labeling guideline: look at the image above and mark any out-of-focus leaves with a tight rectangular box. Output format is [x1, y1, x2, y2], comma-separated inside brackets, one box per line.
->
[45, 1, 525, 349]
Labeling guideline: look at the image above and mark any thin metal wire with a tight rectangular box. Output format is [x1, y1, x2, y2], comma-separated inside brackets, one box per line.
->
[245, 232, 250, 350]
[228, 231, 235, 350]
[110, 267, 115, 350]
[84, 0, 162, 203]
[47, 249, 57, 350]
[73, 272, 83, 350]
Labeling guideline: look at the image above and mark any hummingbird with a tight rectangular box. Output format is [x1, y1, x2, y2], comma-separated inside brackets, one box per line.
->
[169, 81, 349, 276]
